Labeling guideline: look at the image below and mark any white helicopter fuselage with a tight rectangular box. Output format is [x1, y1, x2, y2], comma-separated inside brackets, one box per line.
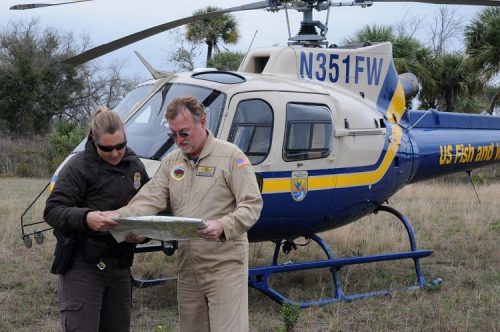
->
[52, 42, 500, 242]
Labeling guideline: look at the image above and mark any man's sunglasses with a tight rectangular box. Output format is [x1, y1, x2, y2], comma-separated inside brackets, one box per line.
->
[95, 140, 127, 152]
[168, 126, 194, 139]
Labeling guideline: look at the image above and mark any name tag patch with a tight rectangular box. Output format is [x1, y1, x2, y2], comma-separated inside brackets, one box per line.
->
[196, 166, 215, 177]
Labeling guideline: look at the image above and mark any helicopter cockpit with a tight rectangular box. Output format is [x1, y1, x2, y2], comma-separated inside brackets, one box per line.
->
[74, 80, 227, 160]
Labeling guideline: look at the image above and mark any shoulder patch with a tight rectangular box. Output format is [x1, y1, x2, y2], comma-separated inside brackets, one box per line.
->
[235, 155, 251, 169]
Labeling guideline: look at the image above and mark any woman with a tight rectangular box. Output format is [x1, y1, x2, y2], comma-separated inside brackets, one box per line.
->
[44, 106, 148, 332]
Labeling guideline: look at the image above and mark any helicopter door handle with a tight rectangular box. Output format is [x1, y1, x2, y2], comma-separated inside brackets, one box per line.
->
[261, 159, 272, 167]
[335, 128, 386, 137]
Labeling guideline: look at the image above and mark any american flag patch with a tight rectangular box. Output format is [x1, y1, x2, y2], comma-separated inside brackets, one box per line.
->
[236, 156, 250, 168]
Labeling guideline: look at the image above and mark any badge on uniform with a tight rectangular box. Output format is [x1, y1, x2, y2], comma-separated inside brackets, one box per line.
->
[196, 166, 215, 177]
[235, 155, 250, 169]
[133, 172, 141, 190]
[171, 163, 186, 181]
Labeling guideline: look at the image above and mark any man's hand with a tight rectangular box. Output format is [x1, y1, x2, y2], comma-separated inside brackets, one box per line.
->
[197, 219, 224, 241]
[86, 211, 119, 232]
[102, 210, 120, 218]
[124, 232, 146, 244]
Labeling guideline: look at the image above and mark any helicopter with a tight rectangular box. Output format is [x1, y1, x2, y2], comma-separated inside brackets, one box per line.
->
[16, 0, 500, 308]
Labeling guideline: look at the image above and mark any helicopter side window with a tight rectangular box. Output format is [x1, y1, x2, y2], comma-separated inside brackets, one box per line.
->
[284, 103, 332, 161]
[228, 99, 273, 165]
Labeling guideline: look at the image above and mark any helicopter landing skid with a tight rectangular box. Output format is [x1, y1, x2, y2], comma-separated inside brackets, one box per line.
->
[248, 205, 432, 308]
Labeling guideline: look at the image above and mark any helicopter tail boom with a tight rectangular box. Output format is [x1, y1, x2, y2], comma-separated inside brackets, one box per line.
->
[403, 110, 500, 183]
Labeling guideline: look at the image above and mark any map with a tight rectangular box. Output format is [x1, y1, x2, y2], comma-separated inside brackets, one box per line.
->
[110, 216, 206, 242]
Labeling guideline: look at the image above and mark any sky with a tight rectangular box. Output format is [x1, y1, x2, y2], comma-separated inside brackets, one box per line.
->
[0, 0, 490, 79]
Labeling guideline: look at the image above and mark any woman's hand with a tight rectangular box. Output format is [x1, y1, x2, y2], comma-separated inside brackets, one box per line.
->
[86, 211, 119, 232]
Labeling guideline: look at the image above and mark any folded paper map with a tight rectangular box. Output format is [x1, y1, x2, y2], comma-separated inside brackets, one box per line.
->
[110, 216, 206, 242]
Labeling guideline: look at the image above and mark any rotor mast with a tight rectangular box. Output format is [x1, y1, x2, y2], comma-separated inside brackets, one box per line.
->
[284, 0, 373, 47]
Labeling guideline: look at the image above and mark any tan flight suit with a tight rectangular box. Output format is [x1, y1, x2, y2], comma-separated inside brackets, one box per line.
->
[118, 131, 263, 332]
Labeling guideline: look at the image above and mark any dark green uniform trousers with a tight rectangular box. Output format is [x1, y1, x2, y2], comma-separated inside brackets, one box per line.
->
[56, 256, 131, 332]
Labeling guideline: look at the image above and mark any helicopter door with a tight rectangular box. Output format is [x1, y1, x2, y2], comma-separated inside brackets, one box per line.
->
[222, 91, 336, 236]
[275, 92, 336, 227]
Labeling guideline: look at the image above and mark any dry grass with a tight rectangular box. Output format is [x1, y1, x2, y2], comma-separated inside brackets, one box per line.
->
[0, 178, 498, 331]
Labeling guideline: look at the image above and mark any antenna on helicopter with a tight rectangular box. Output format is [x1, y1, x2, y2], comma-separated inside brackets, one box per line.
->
[242, 30, 259, 68]
[465, 170, 481, 204]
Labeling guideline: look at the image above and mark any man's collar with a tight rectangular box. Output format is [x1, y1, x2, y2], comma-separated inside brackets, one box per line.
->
[183, 130, 215, 162]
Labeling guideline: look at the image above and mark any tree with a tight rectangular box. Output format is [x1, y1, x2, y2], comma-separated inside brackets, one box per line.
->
[465, 7, 500, 114]
[167, 29, 197, 71]
[343, 24, 395, 45]
[0, 19, 85, 135]
[394, 12, 424, 39]
[207, 51, 244, 71]
[435, 54, 470, 112]
[66, 62, 141, 122]
[428, 6, 464, 57]
[186, 6, 240, 65]
[44, 120, 87, 173]
[344, 24, 434, 107]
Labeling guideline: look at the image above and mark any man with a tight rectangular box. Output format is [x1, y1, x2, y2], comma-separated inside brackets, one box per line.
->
[110, 96, 263, 332]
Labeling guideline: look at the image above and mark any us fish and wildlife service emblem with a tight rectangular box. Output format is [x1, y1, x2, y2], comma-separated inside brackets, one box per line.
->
[291, 171, 308, 202]
[133, 172, 141, 190]
[171, 163, 186, 181]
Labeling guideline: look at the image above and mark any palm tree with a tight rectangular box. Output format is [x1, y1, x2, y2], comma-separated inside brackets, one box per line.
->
[465, 7, 500, 114]
[207, 51, 245, 71]
[343, 24, 395, 45]
[465, 7, 500, 81]
[435, 54, 470, 112]
[186, 7, 240, 65]
[345, 24, 435, 108]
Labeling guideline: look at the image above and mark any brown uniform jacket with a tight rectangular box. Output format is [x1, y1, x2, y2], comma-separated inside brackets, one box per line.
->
[44, 139, 148, 272]
[118, 131, 263, 242]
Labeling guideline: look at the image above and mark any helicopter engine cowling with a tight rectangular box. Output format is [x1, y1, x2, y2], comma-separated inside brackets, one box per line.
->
[399, 72, 420, 101]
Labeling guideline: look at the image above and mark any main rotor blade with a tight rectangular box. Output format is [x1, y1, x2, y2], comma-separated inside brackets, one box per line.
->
[10, 0, 92, 10]
[63, 1, 272, 65]
[368, 0, 500, 6]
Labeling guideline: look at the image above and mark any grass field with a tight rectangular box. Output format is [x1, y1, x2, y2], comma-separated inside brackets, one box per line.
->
[0, 177, 498, 331]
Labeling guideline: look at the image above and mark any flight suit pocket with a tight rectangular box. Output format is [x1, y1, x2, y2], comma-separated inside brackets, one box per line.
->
[193, 170, 227, 203]
[60, 299, 84, 331]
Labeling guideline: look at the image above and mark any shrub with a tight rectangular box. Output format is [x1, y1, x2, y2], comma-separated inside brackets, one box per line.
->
[44, 121, 87, 174]
[279, 303, 301, 332]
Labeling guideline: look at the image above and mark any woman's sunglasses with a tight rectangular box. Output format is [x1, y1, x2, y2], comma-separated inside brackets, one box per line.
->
[95, 140, 127, 152]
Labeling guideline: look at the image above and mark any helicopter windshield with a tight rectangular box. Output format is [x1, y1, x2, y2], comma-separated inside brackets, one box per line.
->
[124, 83, 226, 159]
[114, 83, 155, 119]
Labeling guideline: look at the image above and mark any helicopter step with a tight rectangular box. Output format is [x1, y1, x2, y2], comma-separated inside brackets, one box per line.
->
[248, 205, 432, 308]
